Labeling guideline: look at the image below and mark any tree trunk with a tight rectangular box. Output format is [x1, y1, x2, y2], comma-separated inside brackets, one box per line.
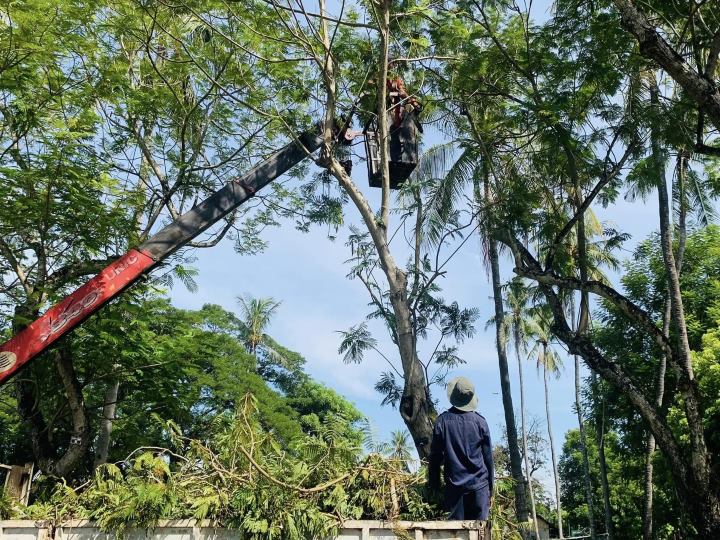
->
[328, 161, 436, 460]
[572, 170, 597, 539]
[52, 348, 91, 477]
[574, 354, 596, 540]
[593, 383, 613, 540]
[544, 365, 563, 538]
[12, 304, 90, 479]
[642, 294, 668, 540]
[565, 315, 720, 538]
[543, 360, 563, 538]
[318, 0, 435, 456]
[94, 379, 120, 468]
[391, 266, 436, 459]
[649, 75, 709, 491]
[613, 0, 720, 132]
[642, 431, 656, 540]
[647, 78, 713, 525]
[675, 151, 687, 272]
[500, 232, 720, 537]
[516, 334, 539, 540]
[489, 237, 528, 522]
[644, 151, 687, 538]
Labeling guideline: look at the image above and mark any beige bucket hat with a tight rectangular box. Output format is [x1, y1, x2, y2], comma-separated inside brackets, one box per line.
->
[447, 376, 478, 412]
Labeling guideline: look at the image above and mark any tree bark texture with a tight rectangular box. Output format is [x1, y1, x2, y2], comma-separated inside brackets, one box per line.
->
[94, 379, 120, 468]
[644, 152, 687, 539]
[543, 358, 564, 539]
[489, 237, 528, 522]
[516, 334, 539, 540]
[500, 224, 720, 537]
[575, 354, 597, 540]
[12, 304, 90, 479]
[318, 0, 436, 460]
[613, 0, 720, 132]
[642, 294, 668, 540]
[594, 391, 614, 540]
[650, 76, 711, 498]
[572, 170, 597, 540]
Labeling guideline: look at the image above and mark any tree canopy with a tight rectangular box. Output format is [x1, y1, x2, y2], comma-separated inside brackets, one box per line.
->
[1, 0, 720, 536]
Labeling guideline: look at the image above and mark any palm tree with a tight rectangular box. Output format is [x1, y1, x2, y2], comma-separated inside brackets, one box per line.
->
[528, 307, 565, 539]
[236, 295, 304, 391]
[410, 139, 529, 524]
[504, 277, 541, 540]
[236, 295, 281, 357]
[566, 209, 620, 540]
[384, 430, 414, 463]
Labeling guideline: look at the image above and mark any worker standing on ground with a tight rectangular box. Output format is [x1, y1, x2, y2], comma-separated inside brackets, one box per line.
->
[429, 376, 494, 522]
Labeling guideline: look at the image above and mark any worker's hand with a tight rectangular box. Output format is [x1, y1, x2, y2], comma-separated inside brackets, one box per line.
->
[489, 495, 494, 510]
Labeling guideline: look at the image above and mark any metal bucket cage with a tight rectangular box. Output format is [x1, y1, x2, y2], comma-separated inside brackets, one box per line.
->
[364, 112, 419, 189]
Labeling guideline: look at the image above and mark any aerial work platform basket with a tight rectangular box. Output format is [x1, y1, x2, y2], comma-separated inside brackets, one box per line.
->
[363, 77, 422, 189]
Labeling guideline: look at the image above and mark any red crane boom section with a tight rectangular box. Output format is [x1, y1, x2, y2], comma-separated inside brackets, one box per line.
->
[0, 250, 155, 381]
[0, 130, 322, 386]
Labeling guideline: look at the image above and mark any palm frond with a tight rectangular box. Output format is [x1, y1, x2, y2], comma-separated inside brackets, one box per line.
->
[423, 145, 481, 248]
[686, 168, 717, 226]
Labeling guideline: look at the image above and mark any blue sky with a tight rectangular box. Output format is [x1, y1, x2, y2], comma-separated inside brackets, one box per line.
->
[166, 0, 670, 492]
[168, 137, 662, 490]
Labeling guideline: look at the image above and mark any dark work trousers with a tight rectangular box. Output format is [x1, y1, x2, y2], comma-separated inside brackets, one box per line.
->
[445, 484, 490, 520]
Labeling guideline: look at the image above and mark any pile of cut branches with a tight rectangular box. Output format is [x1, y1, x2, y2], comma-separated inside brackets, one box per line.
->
[2, 395, 523, 538]
[7, 395, 437, 538]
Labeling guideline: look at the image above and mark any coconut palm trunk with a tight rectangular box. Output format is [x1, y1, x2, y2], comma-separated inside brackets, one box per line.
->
[642, 75, 703, 539]
[570, 150, 597, 539]
[514, 319, 539, 540]
[570, 294, 596, 539]
[504, 279, 540, 538]
[642, 292, 667, 540]
[542, 344, 563, 539]
[483, 159, 528, 523]
[574, 353, 596, 539]
[594, 381, 614, 540]
[643, 151, 688, 539]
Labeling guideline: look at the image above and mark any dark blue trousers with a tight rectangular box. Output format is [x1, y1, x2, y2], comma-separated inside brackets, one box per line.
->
[445, 484, 490, 520]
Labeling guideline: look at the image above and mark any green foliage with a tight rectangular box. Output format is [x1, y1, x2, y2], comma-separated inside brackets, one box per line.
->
[571, 226, 720, 537]
[559, 428, 644, 538]
[0, 297, 362, 479]
[0, 491, 19, 519]
[488, 477, 524, 540]
[18, 396, 435, 539]
[693, 323, 720, 460]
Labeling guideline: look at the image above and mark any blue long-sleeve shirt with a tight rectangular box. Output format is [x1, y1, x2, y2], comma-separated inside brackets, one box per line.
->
[429, 407, 494, 492]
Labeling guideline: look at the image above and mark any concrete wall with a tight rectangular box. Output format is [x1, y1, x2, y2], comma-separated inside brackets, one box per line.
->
[0, 520, 491, 540]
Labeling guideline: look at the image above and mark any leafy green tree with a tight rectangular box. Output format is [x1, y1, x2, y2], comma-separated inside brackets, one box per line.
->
[285, 379, 364, 448]
[559, 428, 644, 539]
[5, 396, 429, 539]
[585, 226, 720, 537]
[0, 0, 313, 478]
[421, 0, 720, 532]
[0, 295, 363, 480]
[220, 0, 484, 459]
[609, 0, 720, 136]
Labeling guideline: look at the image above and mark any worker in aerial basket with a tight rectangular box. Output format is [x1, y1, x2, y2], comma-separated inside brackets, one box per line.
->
[428, 376, 494, 521]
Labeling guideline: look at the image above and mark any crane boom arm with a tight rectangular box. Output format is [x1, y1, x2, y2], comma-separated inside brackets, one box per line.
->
[0, 131, 322, 385]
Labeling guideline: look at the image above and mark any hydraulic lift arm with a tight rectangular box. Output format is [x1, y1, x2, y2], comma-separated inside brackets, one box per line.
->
[0, 130, 323, 386]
